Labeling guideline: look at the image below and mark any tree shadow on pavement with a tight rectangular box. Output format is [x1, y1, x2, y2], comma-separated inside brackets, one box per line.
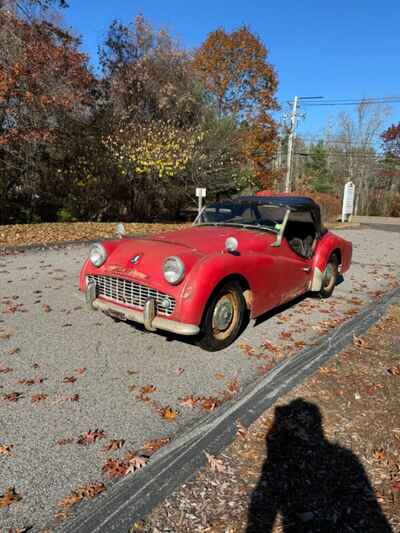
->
[247, 398, 392, 533]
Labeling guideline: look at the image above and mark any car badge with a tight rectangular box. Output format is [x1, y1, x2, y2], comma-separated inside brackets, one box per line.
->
[130, 255, 142, 265]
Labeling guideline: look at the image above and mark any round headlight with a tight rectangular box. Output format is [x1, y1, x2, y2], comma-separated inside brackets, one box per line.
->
[163, 256, 185, 285]
[89, 243, 107, 267]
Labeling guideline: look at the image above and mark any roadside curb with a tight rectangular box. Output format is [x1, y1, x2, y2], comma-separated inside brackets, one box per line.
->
[60, 286, 400, 533]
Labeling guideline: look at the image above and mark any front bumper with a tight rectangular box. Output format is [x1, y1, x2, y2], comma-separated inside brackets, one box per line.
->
[85, 283, 199, 336]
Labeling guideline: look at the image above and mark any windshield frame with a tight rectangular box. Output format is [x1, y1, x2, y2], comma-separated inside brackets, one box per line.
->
[193, 201, 288, 234]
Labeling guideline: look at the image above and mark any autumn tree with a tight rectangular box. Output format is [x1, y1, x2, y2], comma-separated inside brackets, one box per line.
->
[379, 122, 400, 215]
[193, 26, 278, 183]
[98, 16, 245, 220]
[0, 9, 94, 222]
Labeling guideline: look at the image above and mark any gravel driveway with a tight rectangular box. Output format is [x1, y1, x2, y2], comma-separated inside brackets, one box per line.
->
[0, 227, 399, 531]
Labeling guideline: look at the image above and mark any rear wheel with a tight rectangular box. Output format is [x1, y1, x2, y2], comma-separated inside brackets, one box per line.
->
[319, 255, 338, 298]
[196, 281, 247, 351]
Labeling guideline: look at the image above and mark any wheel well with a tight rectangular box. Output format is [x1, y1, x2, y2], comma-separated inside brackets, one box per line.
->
[332, 248, 342, 265]
[208, 274, 252, 310]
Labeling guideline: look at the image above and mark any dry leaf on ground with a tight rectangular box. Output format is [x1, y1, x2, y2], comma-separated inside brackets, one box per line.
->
[142, 437, 170, 453]
[160, 406, 179, 421]
[31, 394, 48, 403]
[0, 443, 13, 455]
[63, 376, 77, 384]
[102, 458, 128, 478]
[77, 429, 106, 446]
[125, 455, 149, 475]
[204, 451, 225, 473]
[0, 487, 22, 508]
[101, 439, 125, 452]
[3, 392, 23, 402]
[236, 420, 248, 440]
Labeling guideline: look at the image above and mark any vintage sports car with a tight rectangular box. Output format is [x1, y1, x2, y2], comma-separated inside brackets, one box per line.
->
[80, 195, 352, 351]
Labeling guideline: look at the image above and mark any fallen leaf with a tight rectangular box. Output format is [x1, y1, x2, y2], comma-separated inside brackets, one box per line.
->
[3, 392, 22, 402]
[42, 304, 52, 313]
[0, 487, 22, 508]
[18, 377, 44, 385]
[63, 376, 77, 384]
[204, 451, 225, 473]
[57, 493, 83, 508]
[353, 334, 368, 348]
[77, 483, 106, 499]
[101, 439, 125, 452]
[0, 367, 13, 374]
[8, 347, 20, 355]
[0, 443, 13, 455]
[54, 510, 71, 522]
[141, 384, 157, 394]
[215, 372, 225, 380]
[227, 377, 240, 394]
[57, 438, 74, 446]
[176, 367, 185, 375]
[75, 367, 86, 374]
[160, 406, 179, 421]
[77, 429, 106, 446]
[236, 420, 248, 440]
[373, 449, 386, 462]
[178, 395, 198, 408]
[388, 365, 400, 376]
[142, 437, 170, 453]
[125, 455, 148, 475]
[102, 458, 128, 478]
[31, 394, 48, 403]
[201, 397, 221, 411]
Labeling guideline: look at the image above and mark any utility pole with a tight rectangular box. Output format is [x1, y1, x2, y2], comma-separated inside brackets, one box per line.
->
[285, 96, 298, 192]
[284, 95, 323, 192]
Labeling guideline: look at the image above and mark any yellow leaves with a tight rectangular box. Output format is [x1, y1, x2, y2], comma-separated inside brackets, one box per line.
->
[103, 121, 200, 179]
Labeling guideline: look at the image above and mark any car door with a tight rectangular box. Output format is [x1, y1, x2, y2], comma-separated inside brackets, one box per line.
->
[276, 210, 316, 304]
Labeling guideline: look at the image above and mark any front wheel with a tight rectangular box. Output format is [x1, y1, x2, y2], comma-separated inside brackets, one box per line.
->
[196, 281, 247, 352]
[319, 255, 339, 298]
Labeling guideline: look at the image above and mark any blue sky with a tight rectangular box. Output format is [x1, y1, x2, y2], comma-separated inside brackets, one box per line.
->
[63, 0, 400, 139]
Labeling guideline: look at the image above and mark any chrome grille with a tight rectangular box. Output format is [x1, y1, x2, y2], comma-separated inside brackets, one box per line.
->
[88, 274, 176, 316]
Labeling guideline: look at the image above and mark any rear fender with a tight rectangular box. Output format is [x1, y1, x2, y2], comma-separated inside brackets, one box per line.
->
[310, 233, 352, 291]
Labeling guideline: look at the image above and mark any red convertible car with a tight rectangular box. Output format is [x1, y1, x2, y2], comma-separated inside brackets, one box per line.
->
[80, 195, 352, 351]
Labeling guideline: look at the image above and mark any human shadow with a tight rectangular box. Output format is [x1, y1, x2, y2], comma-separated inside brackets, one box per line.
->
[247, 399, 392, 533]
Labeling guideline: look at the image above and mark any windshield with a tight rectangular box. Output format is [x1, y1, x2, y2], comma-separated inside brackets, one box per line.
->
[198, 201, 288, 232]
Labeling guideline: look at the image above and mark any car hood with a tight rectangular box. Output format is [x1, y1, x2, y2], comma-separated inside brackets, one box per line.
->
[99, 226, 276, 286]
[147, 225, 276, 253]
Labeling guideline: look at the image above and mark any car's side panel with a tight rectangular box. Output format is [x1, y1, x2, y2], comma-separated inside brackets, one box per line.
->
[178, 244, 312, 324]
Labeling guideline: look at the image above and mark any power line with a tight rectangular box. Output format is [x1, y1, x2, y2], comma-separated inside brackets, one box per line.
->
[295, 151, 385, 160]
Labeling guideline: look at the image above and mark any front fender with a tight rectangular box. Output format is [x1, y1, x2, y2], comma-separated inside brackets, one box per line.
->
[178, 251, 281, 325]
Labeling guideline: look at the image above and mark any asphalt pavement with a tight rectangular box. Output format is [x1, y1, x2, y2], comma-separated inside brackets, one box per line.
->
[0, 227, 399, 531]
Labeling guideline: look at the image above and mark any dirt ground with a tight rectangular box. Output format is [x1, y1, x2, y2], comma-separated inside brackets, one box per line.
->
[141, 302, 400, 533]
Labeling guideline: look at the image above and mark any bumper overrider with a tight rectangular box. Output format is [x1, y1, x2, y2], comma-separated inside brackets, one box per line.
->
[85, 282, 200, 336]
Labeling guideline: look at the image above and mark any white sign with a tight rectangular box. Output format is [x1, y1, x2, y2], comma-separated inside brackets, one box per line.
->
[342, 181, 355, 222]
[196, 187, 206, 198]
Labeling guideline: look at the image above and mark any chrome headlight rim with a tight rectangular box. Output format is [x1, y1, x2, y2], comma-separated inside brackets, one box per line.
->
[163, 256, 185, 285]
[89, 243, 107, 268]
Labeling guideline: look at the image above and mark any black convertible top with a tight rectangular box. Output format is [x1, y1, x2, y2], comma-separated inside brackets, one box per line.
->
[206, 195, 326, 236]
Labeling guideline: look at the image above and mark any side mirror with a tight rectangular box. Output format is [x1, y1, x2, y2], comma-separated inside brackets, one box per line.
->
[115, 223, 126, 239]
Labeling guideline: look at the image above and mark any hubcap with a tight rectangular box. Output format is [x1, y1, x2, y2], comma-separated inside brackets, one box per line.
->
[212, 295, 234, 331]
